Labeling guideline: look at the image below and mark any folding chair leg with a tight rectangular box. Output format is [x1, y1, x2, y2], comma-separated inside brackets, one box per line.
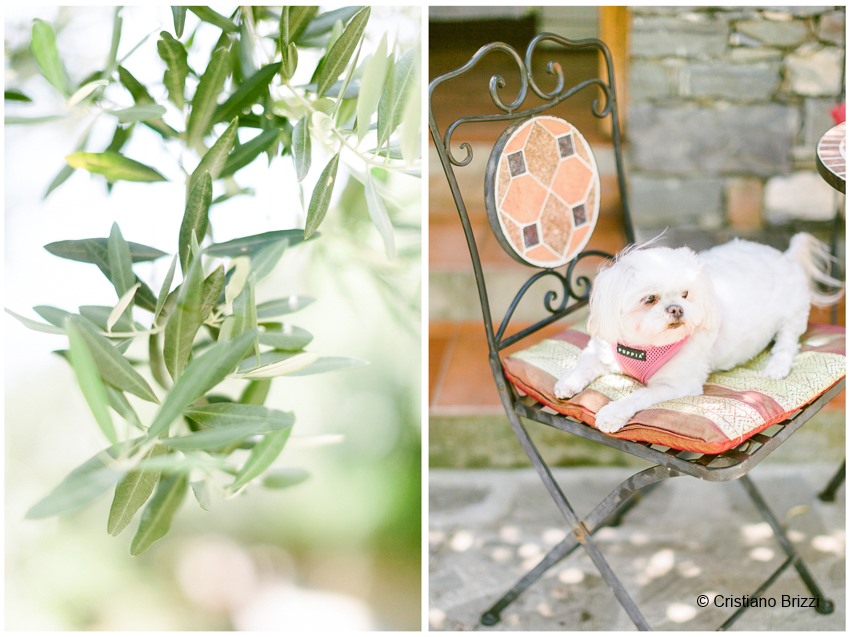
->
[738, 475, 835, 615]
[481, 463, 676, 628]
[484, 414, 680, 629]
[817, 460, 845, 502]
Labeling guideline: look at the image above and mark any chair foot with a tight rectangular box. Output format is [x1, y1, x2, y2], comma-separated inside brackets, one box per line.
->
[480, 610, 501, 626]
[816, 598, 835, 615]
[816, 460, 845, 502]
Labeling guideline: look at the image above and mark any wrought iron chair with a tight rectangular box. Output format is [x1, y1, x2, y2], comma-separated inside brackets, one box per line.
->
[428, 33, 844, 630]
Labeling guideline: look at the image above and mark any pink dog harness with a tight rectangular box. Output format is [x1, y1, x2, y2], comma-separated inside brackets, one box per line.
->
[613, 338, 689, 384]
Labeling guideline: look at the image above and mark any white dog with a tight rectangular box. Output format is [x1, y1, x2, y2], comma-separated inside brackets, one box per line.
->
[553, 233, 843, 433]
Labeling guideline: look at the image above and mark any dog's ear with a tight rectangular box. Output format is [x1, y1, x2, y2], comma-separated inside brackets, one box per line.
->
[690, 263, 720, 333]
[587, 261, 629, 342]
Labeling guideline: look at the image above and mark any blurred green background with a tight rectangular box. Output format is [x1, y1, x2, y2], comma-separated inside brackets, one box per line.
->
[5, 5, 421, 630]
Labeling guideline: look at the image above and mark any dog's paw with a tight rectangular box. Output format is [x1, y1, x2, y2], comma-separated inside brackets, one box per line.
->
[554, 374, 586, 400]
[594, 402, 634, 433]
[762, 356, 792, 380]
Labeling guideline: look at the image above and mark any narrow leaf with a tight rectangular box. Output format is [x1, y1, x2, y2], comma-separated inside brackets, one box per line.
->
[107, 283, 140, 332]
[213, 62, 281, 125]
[365, 171, 395, 259]
[171, 7, 187, 38]
[164, 405, 293, 451]
[33, 305, 74, 327]
[105, 386, 143, 430]
[236, 351, 318, 378]
[378, 49, 416, 147]
[250, 241, 287, 282]
[157, 31, 189, 109]
[229, 275, 256, 340]
[205, 229, 312, 258]
[188, 6, 238, 33]
[356, 36, 389, 142]
[31, 18, 70, 96]
[256, 296, 315, 318]
[147, 331, 257, 439]
[117, 65, 178, 138]
[79, 305, 141, 334]
[107, 444, 168, 536]
[189, 118, 238, 189]
[66, 79, 109, 108]
[5, 89, 33, 102]
[399, 68, 421, 163]
[163, 252, 204, 379]
[258, 323, 313, 350]
[200, 265, 225, 322]
[281, 6, 318, 46]
[286, 356, 368, 377]
[154, 255, 178, 322]
[315, 7, 370, 97]
[220, 128, 281, 178]
[108, 104, 167, 123]
[304, 153, 340, 239]
[66, 151, 166, 183]
[179, 172, 212, 272]
[26, 445, 128, 519]
[46, 237, 166, 266]
[130, 473, 188, 555]
[262, 467, 309, 489]
[230, 429, 293, 492]
[239, 379, 271, 405]
[187, 47, 231, 149]
[67, 317, 118, 444]
[107, 222, 136, 297]
[6, 308, 65, 334]
[69, 316, 160, 404]
[292, 117, 311, 181]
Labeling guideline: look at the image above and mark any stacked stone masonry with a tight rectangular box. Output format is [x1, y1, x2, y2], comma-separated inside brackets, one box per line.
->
[628, 6, 845, 231]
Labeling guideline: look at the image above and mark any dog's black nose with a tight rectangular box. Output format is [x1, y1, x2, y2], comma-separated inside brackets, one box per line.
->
[666, 304, 683, 319]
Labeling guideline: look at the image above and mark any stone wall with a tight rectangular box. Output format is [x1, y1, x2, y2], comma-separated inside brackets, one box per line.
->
[627, 6, 845, 233]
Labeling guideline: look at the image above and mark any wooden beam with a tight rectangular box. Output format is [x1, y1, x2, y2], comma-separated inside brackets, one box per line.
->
[599, 7, 629, 138]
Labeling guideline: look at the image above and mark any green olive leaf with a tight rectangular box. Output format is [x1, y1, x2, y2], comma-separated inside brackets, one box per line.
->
[130, 473, 188, 555]
[31, 18, 71, 96]
[190, 118, 239, 192]
[26, 443, 131, 519]
[66, 317, 118, 444]
[147, 330, 257, 439]
[107, 444, 169, 536]
[304, 153, 339, 239]
[163, 250, 204, 379]
[356, 36, 389, 142]
[68, 316, 159, 404]
[66, 151, 167, 183]
[187, 47, 231, 149]
[178, 172, 212, 272]
[315, 7, 370, 97]
[229, 428, 293, 493]
[292, 116, 311, 181]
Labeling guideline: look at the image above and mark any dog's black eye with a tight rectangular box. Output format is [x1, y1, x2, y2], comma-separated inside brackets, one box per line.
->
[682, 291, 689, 299]
[643, 295, 657, 305]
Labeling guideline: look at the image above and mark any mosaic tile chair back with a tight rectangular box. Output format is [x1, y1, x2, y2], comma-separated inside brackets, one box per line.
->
[486, 116, 600, 268]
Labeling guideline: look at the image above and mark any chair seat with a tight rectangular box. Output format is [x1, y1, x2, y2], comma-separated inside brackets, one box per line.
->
[503, 323, 846, 455]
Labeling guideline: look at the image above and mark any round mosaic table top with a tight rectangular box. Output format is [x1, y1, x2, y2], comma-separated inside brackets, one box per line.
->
[816, 122, 845, 194]
[486, 116, 600, 268]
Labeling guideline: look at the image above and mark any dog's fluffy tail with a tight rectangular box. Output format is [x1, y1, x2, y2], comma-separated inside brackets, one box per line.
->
[786, 232, 845, 307]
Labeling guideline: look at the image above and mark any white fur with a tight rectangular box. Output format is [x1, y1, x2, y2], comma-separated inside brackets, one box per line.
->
[553, 233, 843, 433]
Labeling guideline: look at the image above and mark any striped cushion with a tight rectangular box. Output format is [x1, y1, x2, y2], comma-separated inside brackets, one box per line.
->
[502, 324, 845, 454]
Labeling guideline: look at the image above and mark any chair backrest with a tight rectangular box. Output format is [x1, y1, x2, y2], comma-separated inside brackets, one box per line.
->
[429, 34, 632, 359]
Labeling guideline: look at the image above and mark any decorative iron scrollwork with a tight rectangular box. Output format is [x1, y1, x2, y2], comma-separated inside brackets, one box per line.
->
[496, 251, 612, 348]
[429, 34, 616, 168]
